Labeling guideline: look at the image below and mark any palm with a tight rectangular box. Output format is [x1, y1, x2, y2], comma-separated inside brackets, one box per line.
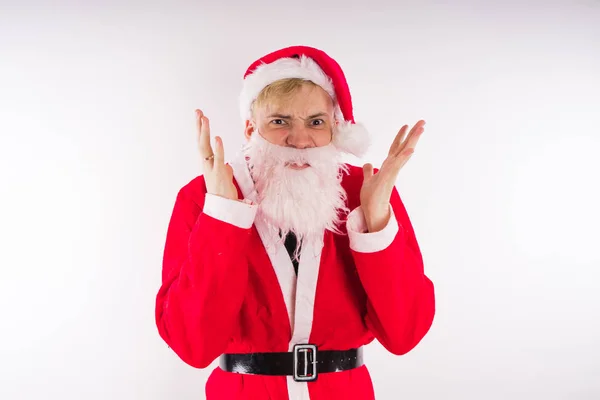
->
[196, 109, 239, 200]
[360, 157, 397, 210]
[360, 120, 425, 231]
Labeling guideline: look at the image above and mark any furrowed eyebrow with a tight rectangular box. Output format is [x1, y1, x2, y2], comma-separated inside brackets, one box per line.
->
[267, 113, 329, 119]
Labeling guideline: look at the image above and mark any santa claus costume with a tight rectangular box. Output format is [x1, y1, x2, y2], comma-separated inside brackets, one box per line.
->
[155, 46, 435, 400]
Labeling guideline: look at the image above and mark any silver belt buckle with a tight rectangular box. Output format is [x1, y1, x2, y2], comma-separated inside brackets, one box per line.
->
[293, 344, 318, 382]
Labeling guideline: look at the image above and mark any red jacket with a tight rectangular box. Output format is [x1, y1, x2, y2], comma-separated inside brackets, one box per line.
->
[155, 155, 435, 400]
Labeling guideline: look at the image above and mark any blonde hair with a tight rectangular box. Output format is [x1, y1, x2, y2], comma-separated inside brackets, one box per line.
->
[251, 78, 320, 116]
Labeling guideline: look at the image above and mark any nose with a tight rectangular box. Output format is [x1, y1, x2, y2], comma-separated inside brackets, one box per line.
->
[287, 126, 314, 149]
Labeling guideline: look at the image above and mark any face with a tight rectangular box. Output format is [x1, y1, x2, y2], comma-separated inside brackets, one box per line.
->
[244, 84, 336, 170]
[241, 82, 348, 241]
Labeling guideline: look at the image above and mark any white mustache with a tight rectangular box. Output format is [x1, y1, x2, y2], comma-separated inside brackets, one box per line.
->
[243, 132, 337, 167]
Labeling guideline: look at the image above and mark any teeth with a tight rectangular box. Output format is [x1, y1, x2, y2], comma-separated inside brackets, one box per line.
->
[286, 161, 308, 167]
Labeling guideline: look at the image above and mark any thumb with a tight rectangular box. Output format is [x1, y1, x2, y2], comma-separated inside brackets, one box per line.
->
[225, 163, 234, 177]
[362, 163, 374, 181]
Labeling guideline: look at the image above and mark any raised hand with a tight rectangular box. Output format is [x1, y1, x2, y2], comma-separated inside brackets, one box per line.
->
[360, 120, 425, 232]
[196, 109, 239, 201]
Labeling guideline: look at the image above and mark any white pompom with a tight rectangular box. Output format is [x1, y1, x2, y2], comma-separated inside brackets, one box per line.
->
[332, 121, 371, 158]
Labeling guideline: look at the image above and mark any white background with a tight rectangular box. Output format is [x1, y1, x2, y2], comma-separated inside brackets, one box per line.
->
[1, 1, 599, 399]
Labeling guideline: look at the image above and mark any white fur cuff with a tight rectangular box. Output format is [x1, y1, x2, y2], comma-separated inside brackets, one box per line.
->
[203, 194, 258, 229]
[346, 204, 399, 253]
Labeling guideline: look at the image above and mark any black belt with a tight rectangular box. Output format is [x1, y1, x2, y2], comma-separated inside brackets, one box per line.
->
[219, 345, 363, 382]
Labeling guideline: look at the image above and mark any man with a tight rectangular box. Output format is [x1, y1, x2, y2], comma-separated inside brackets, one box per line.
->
[155, 45, 435, 400]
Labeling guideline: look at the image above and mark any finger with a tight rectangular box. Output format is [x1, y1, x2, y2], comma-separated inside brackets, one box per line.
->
[391, 148, 416, 174]
[410, 120, 426, 140]
[406, 120, 425, 137]
[196, 110, 207, 148]
[400, 129, 423, 156]
[395, 120, 425, 157]
[198, 114, 211, 152]
[362, 163, 374, 181]
[196, 110, 204, 142]
[213, 136, 225, 166]
[402, 148, 415, 158]
[198, 115, 214, 161]
[388, 125, 409, 156]
[405, 121, 426, 149]
[399, 149, 415, 170]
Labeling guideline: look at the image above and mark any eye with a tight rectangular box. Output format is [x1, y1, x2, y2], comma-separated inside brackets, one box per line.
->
[311, 119, 325, 126]
[270, 119, 286, 125]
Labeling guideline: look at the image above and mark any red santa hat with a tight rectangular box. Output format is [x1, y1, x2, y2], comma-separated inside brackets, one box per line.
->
[239, 45, 371, 157]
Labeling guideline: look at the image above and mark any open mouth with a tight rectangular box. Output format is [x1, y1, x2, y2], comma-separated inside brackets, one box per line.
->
[285, 161, 310, 170]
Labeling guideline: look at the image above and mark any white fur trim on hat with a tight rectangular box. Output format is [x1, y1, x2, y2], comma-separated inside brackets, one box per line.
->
[239, 55, 336, 121]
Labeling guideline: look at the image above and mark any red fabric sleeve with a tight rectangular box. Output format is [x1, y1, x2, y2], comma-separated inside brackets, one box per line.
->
[155, 180, 252, 368]
[351, 187, 435, 355]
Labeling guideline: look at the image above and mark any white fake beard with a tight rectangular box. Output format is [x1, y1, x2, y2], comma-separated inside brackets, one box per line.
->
[242, 131, 349, 254]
